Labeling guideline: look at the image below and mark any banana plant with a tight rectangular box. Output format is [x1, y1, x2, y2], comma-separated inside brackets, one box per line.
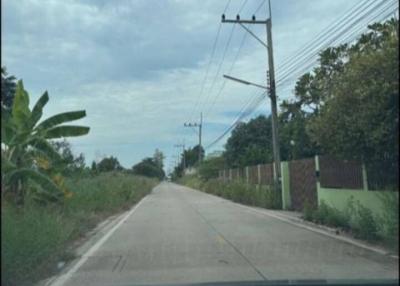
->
[1, 80, 90, 204]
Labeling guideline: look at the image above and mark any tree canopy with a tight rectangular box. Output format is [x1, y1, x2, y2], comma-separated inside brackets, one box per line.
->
[132, 157, 165, 179]
[218, 18, 398, 189]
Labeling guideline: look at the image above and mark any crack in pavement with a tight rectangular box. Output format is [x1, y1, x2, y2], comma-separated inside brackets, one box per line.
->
[179, 192, 268, 281]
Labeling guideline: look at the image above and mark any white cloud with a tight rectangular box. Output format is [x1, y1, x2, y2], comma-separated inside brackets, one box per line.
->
[2, 0, 360, 169]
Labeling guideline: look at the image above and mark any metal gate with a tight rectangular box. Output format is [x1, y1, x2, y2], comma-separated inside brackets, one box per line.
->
[289, 158, 317, 211]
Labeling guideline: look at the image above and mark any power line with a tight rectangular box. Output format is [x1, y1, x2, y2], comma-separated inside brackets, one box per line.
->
[276, 0, 384, 82]
[276, 0, 371, 75]
[206, 91, 266, 150]
[275, 0, 391, 87]
[276, 0, 397, 89]
[189, 0, 231, 122]
[204, 26, 250, 117]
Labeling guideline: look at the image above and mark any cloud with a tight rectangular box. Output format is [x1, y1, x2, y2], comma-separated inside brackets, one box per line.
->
[2, 0, 359, 169]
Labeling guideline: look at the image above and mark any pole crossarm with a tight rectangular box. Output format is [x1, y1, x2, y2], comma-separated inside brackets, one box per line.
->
[221, 16, 269, 49]
[222, 18, 268, 24]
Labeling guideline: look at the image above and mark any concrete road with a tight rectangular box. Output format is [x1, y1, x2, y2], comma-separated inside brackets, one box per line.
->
[56, 182, 398, 286]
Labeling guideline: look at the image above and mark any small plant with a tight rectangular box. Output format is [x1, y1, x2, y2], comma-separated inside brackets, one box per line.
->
[353, 201, 379, 241]
[376, 192, 399, 250]
[302, 200, 315, 221]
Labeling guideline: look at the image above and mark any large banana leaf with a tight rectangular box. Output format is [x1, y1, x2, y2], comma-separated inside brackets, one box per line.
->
[30, 91, 49, 129]
[4, 168, 62, 194]
[35, 110, 87, 131]
[29, 138, 62, 162]
[1, 114, 16, 145]
[11, 80, 31, 130]
[1, 153, 16, 173]
[44, 126, 90, 139]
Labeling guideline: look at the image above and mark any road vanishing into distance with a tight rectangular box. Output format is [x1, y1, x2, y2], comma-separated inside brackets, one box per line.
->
[53, 182, 398, 286]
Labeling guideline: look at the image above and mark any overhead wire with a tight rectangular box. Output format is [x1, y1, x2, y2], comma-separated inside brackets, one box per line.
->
[276, 0, 397, 89]
[206, 91, 266, 150]
[205, 0, 397, 151]
[203, 0, 267, 118]
[275, 0, 383, 83]
[188, 0, 231, 122]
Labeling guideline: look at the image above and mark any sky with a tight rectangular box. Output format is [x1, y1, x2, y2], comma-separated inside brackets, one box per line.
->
[2, 0, 362, 173]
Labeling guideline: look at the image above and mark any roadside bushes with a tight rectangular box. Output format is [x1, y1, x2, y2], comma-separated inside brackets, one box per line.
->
[180, 176, 281, 209]
[303, 197, 396, 245]
[2, 172, 158, 286]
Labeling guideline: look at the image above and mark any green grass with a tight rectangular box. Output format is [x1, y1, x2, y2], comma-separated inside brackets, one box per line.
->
[1, 171, 158, 286]
[303, 198, 398, 251]
[178, 175, 281, 210]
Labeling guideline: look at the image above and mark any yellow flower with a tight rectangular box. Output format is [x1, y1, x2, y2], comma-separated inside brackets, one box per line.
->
[36, 157, 50, 170]
[52, 174, 73, 199]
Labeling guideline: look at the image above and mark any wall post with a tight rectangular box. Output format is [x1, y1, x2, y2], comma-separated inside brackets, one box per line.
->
[362, 163, 368, 191]
[229, 169, 232, 181]
[245, 166, 249, 184]
[315, 155, 321, 206]
[257, 164, 261, 188]
[280, 161, 291, 210]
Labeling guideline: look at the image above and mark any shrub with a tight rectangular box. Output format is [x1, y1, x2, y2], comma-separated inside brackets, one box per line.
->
[377, 192, 399, 249]
[198, 156, 225, 181]
[302, 200, 315, 221]
[352, 201, 379, 241]
[305, 200, 350, 229]
[2, 172, 157, 286]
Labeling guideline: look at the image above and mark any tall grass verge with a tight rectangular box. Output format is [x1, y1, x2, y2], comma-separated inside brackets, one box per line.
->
[179, 176, 281, 210]
[1, 172, 158, 286]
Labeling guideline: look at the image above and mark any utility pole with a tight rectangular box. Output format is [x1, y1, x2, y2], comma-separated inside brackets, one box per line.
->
[221, 0, 281, 193]
[174, 142, 186, 170]
[184, 112, 203, 165]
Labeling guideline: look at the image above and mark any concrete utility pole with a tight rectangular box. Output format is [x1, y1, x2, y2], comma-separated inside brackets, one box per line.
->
[184, 112, 203, 165]
[221, 0, 281, 192]
[174, 142, 186, 170]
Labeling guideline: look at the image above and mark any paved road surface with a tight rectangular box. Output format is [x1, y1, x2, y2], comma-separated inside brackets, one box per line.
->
[57, 182, 398, 285]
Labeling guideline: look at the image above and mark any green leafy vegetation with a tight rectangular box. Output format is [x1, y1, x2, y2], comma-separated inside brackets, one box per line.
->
[2, 80, 90, 205]
[131, 157, 165, 179]
[303, 198, 398, 248]
[1, 75, 161, 286]
[2, 172, 158, 286]
[179, 175, 281, 210]
[130, 149, 166, 179]
[91, 156, 123, 172]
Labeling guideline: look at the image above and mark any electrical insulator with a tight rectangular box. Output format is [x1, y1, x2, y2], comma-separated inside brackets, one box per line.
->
[252, 15, 256, 21]
[222, 14, 225, 21]
[236, 14, 240, 20]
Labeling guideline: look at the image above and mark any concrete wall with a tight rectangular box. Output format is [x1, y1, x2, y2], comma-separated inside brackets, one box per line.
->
[317, 187, 398, 217]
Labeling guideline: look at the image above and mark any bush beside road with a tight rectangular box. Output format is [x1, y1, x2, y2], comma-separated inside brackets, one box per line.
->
[1, 172, 158, 286]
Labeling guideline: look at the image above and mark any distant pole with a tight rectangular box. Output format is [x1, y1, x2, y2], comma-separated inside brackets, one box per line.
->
[174, 142, 186, 170]
[184, 112, 203, 165]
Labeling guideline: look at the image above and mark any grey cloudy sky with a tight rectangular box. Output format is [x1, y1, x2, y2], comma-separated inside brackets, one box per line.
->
[2, 0, 363, 172]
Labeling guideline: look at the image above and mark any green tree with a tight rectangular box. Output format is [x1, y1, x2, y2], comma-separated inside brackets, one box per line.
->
[1, 67, 17, 111]
[1, 80, 90, 204]
[223, 115, 274, 168]
[96, 156, 122, 172]
[51, 139, 85, 175]
[132, 157, 165, 179]
[153, 148, 165, 170]
[306, 19, 398, 189]
[183, 145, 204, 168]
[198, 156, 225, 181]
